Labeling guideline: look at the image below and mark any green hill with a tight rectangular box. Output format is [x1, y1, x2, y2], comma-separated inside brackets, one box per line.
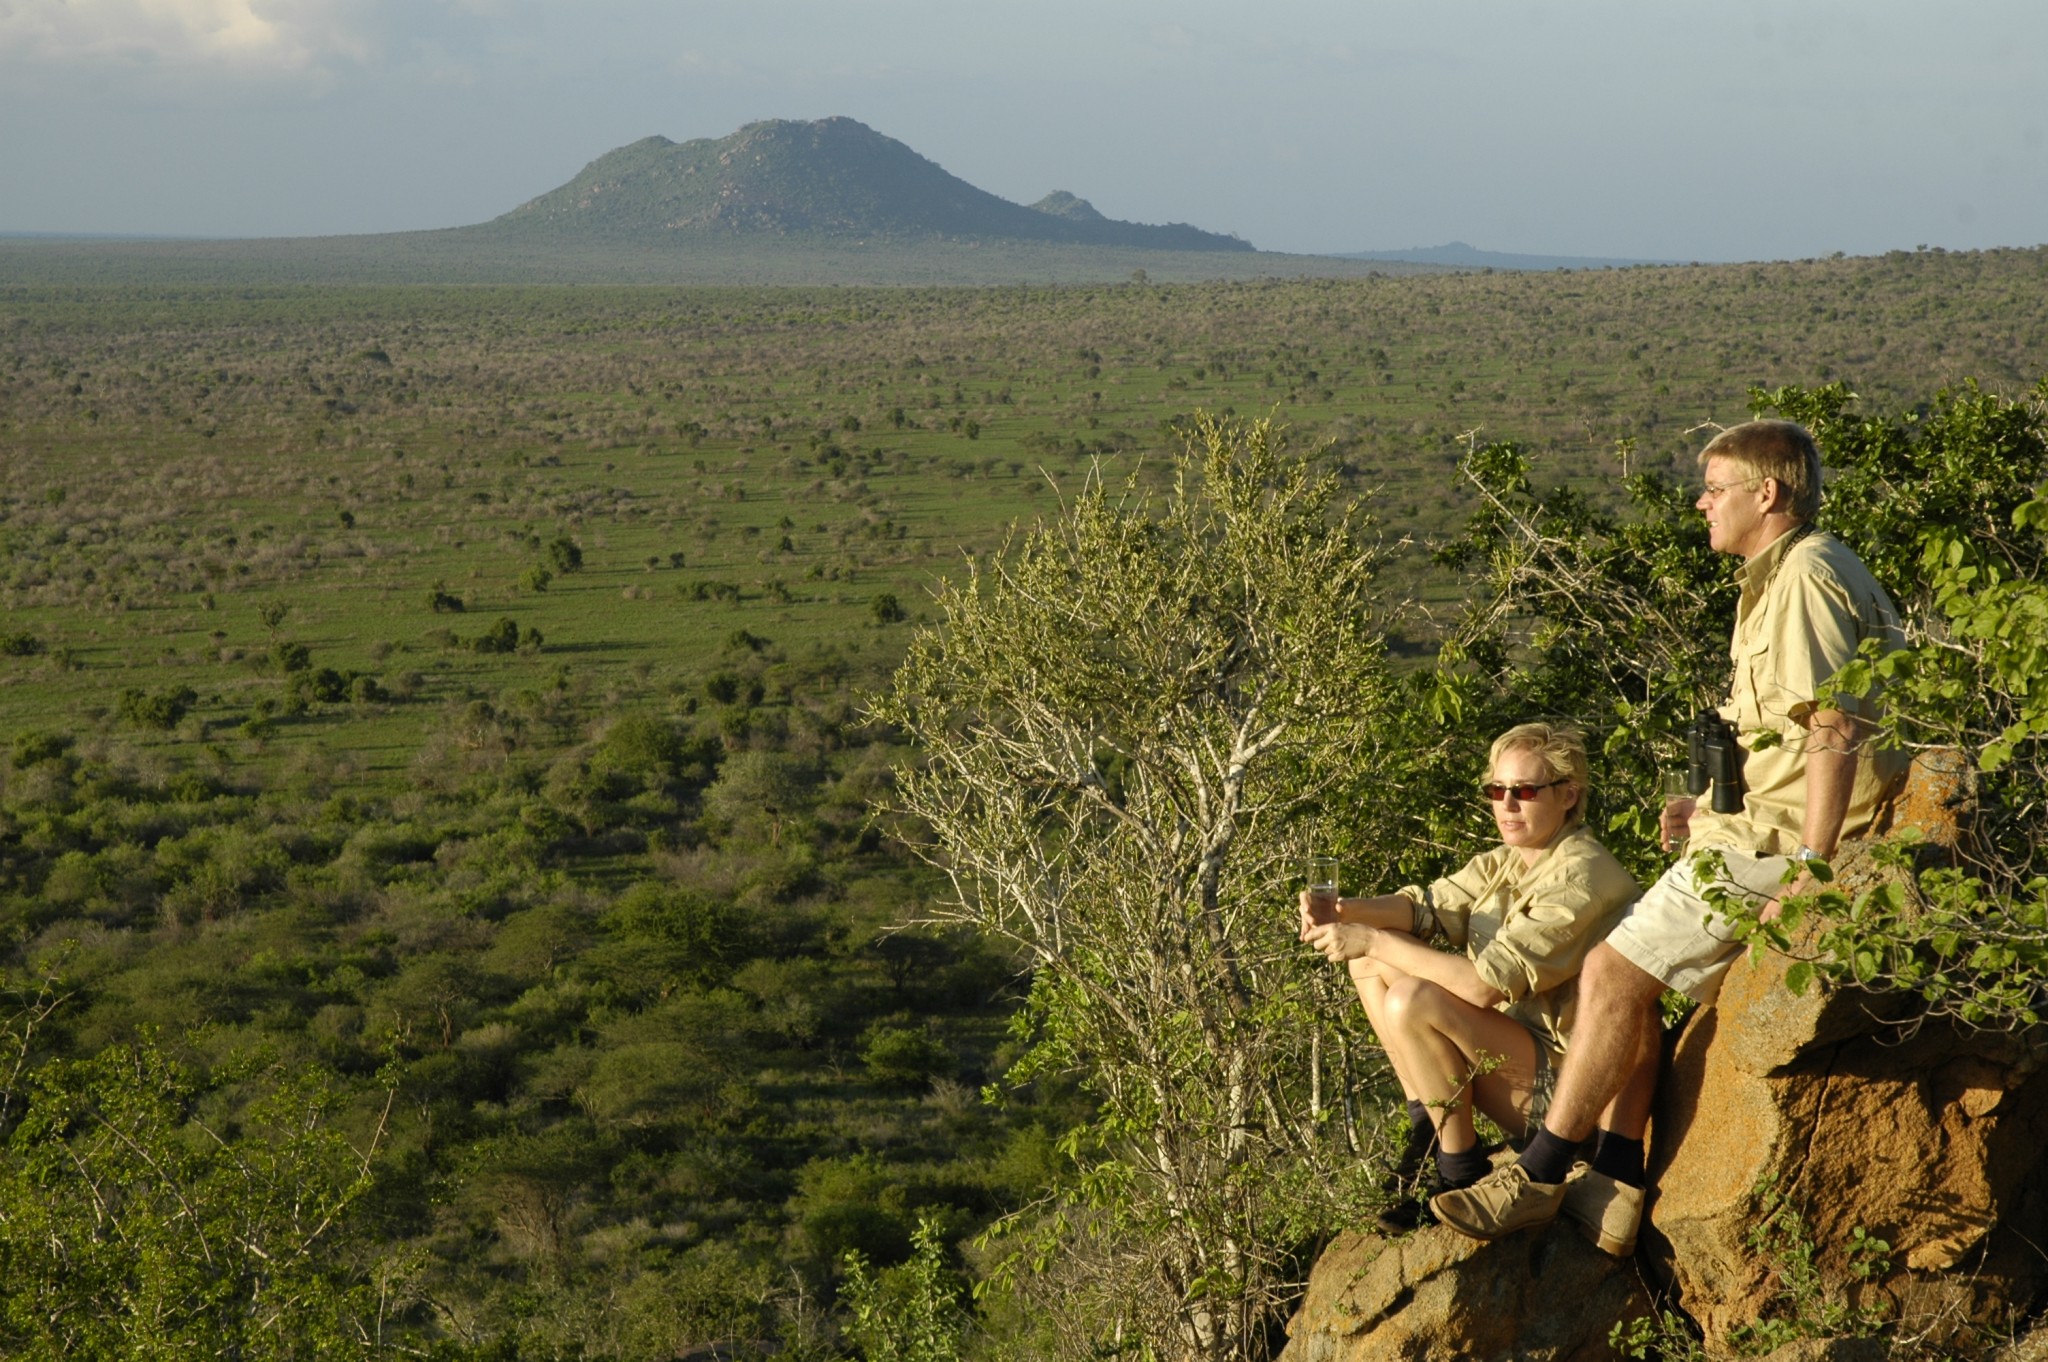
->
[486, 116, 1253, 251]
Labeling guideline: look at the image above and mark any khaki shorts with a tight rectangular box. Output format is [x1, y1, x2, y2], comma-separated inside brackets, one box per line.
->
[1603, 847, 1793, 1004]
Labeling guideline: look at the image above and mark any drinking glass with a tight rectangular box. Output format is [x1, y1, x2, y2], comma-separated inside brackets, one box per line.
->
[1305, 855, 1339, 920]
[1660, 769, 1694, 857]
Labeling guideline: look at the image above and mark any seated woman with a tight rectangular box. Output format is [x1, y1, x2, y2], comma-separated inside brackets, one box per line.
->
[1301, 722, 1640, 1228]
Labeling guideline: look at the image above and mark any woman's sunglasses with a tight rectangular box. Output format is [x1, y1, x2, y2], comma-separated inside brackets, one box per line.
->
[1480, 778, 1568, 802]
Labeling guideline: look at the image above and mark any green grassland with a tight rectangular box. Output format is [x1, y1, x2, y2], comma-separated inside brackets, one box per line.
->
[7, 247, 2046, 722]
[1, 247, 2046, 1356]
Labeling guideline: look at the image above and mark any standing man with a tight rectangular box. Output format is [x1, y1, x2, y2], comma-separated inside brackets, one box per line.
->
[1430, 419, 1905, 1256]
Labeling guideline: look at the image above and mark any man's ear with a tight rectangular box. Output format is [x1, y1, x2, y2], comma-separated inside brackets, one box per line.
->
[1759, 476, 1789, 514]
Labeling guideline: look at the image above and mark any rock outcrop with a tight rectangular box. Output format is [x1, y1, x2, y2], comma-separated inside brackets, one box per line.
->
[1285, 753, 2048, 1359]
[1282, 1211, 1647, 1361]
[1646, 925, 2048, 1352]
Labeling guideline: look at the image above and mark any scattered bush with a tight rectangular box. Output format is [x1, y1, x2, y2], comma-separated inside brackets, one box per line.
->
[289, 667, 348, 705]
[117, 685, 197, 731]
[546, 537, 583, 573]
[860, 1022, 954, 1091]
[471, 617, 520, 654]
[10, 730, 71, 767]
[703, 671, 764, 706]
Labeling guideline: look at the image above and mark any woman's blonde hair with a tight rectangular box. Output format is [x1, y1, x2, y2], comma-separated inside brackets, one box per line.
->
[1487, 721, 1591, 829]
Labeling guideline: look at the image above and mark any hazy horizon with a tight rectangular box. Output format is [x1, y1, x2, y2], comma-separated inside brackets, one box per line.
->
[3, 0, 2042, 262]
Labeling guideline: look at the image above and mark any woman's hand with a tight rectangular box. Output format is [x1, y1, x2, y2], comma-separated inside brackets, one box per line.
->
[1303, 921, 1376, 963]
[1299, 889, 1341, 941]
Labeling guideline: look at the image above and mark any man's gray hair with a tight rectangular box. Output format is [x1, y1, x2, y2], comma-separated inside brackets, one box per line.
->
[1698, 419, 1823, 520]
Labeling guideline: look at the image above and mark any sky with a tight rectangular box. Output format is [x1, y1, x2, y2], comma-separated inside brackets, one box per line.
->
[1, 0, 2042, 261]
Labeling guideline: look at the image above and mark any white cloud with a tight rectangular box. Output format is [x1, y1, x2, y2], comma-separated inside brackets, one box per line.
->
[0, 0, 377, 75]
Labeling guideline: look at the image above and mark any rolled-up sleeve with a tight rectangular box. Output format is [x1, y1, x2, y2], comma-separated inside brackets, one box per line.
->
[1394, 883, 1434, 938]
[1399, 850, 1501, 950]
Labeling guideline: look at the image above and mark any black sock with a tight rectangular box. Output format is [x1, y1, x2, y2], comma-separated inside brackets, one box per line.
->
[1435, 1143, 1495, 1190]
[1590, 1131, 1646, 1189]
[1518, 1124, 1579, 1186]
[1403, 1101, 1433, 1153]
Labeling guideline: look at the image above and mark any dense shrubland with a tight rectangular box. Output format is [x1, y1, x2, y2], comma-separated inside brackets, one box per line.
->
[0, 257, 2045, 1358]
[0, 650, 1075, 1357]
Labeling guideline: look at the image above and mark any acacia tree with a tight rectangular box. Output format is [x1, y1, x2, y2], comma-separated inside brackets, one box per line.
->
[875, 416, 1445, 1361]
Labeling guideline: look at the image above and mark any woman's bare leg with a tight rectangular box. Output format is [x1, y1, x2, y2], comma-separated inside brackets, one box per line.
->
[1380, 976, 1543, 1155]
[1349, 956, 1422, 1102]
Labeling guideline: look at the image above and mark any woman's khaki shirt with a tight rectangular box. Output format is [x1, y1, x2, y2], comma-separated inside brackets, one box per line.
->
[1394, 824, 1641, 1056]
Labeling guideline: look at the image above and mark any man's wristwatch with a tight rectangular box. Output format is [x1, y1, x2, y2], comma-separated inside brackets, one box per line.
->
[1793, 846, 1822, 864]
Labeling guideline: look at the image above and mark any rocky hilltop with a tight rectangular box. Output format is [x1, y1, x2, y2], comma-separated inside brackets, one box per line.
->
[489, 117, 1252, 251]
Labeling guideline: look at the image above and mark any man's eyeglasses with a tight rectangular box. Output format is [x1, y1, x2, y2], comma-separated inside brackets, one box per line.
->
[1480, 778, 1569, 802]
[1700, 476, 1762, 499]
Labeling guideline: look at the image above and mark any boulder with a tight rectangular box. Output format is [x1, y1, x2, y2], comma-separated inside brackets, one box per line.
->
[1280, 1218, 1647, 1361]
[1645, 937, 2048, 1353]
[1644, 751, 2048, 1353]
[1993, 1321, 2048, 1361]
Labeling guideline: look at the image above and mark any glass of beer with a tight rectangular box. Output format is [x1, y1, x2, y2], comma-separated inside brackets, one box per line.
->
[1660, 769, 1694, 857]
[1306, 855, 1339, 918]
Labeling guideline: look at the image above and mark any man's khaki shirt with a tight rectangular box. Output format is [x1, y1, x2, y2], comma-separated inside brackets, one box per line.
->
[1395, 824, 1641, 1056]
[1688, 527, 1907, 856]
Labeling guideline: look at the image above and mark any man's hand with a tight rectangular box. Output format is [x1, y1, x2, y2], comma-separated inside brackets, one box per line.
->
[1299, 889, 1341, 941]
[1760, 871, 1819, 924]
[1660, 795, 1696, 851]
[1304, 921, 1375, 963]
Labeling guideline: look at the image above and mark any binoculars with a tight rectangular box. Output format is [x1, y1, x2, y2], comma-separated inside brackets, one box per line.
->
[1686, 711, 1745, 815]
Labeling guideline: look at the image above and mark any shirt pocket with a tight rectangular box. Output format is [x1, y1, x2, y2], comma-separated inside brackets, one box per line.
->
[1734, 631, 1777, 730]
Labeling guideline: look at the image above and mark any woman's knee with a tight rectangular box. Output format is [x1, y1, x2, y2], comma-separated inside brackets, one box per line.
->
[1381, 974, 1452, 1031]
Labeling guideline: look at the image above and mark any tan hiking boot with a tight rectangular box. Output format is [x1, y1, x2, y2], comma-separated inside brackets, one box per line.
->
[1562, 1165, 1643, 1257]
[1428, 1162, 1566, 1241]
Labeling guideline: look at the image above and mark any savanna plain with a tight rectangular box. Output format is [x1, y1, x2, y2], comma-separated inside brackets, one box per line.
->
[1, 245, 2045, 1359]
